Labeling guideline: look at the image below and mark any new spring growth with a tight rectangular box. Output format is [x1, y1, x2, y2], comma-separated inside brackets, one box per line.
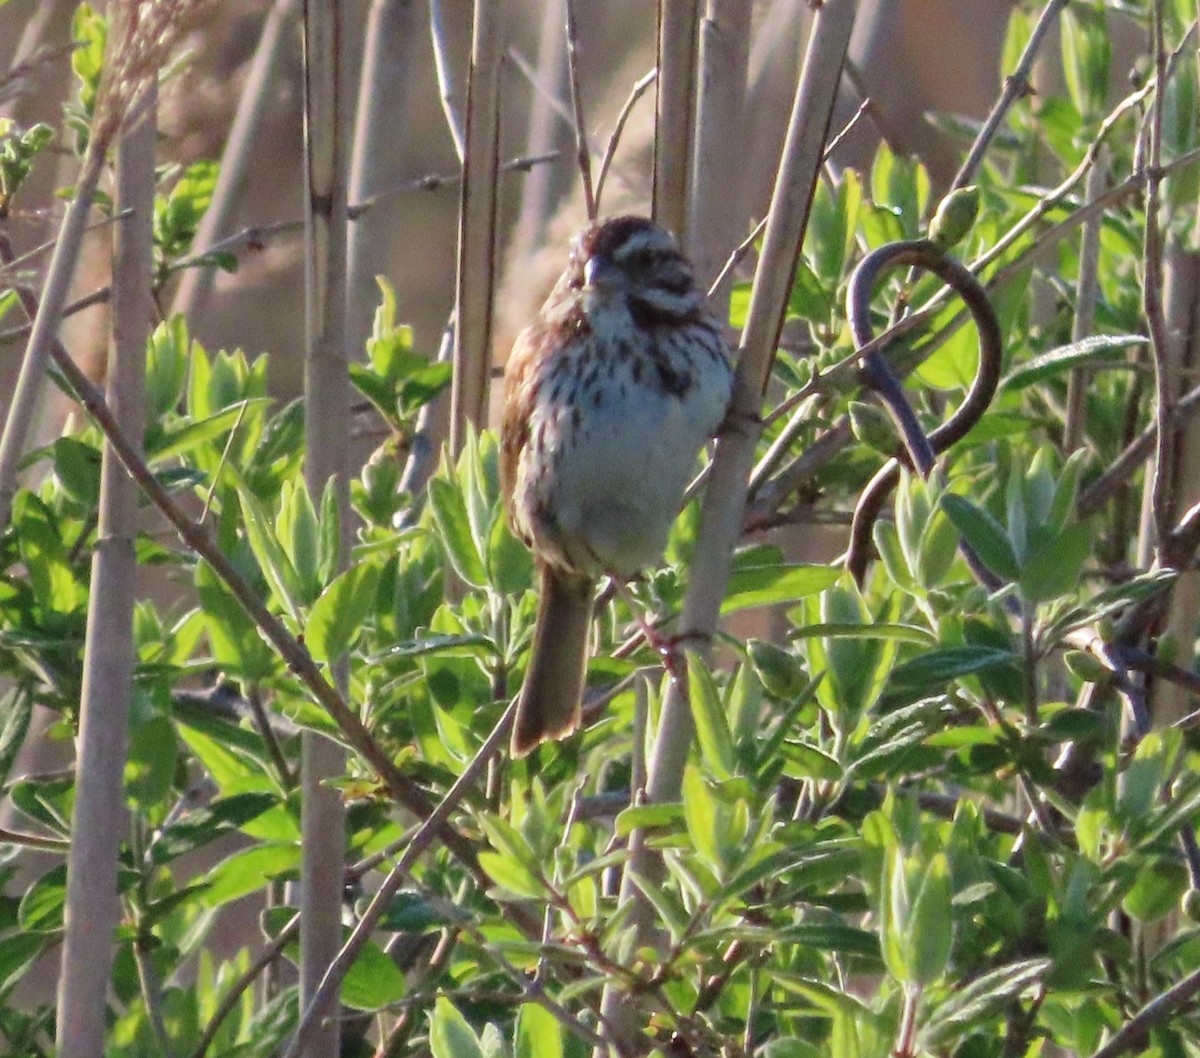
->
[848, 400, 899, 456]
[929, 185, 980, 250]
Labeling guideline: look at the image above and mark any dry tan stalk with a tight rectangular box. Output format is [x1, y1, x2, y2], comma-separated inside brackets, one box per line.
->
[687, 0, 752, 308]
[55, 87, 155, 1058]
[171, 0, 302, 324]
[449, 0, 504, 455]
[299, 0, 352, 1053]
[509, 0, 569, 274]
[652, 0, 700, 235]
[346, 0, 422, 356]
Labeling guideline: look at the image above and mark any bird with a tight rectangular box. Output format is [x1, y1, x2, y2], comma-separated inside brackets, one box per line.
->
[501, 215, 734, 756]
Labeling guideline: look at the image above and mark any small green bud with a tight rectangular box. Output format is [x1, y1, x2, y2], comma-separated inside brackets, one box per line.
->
[1156, 631, 1179, 667]
[848, 401, 898, 455]
[929, 185, 981, 249]
[1064, 649, 1109, 683]
[747, 639, 808, 698]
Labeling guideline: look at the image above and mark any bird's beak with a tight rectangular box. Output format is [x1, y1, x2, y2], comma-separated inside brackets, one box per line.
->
[583, 254, 623, 293]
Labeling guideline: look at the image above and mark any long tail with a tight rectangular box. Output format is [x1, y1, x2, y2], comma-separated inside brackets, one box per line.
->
[511, 565, 595, 756]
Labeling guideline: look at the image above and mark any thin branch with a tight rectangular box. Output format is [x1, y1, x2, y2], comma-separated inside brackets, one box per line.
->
[563, 0, 595, 218]
[283, 702, 517, 1058]
[952, 0, 1068, 189]
[429, 0, 468, 161]
[594, 68, 656, 212]
[1089, 965, 1200, 1058]
[188, 916, 299, 1058]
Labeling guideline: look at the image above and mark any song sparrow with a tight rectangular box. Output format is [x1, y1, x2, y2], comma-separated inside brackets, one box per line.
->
[502, 215, 734, 755]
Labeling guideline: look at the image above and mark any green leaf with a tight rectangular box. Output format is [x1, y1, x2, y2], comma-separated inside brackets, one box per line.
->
[306, 562, 379, 665]
[940, 494, 1019, 582]
[278, 479, 321, 604]
[52, 437, 101, 506]
[919, 959, 1049, 1048]
[614, 802, 685, 838]
[428, 477, 488, 588]
[18, 864, 66, 932]
[688, 654, 735, 778]
[682, 765, 720, 870]
[148, 400, 267, 464]
[1019, 521, 1094, 604]
[909, 852, 952, 986]
[0, 687, 33, 787]
[151, 792, 278, 864]
[1122, 855, 1188, 922]
[236, 485, 304, 621]
[430, 997, 485, 1058]
[890, 646, 1014, 691]
[125, 715, 178, 811]
[1000, 334, 1144, 392]
[0, 932, 47, 997]
[515, 1004, 563, 1058]
[196, 558, 277, 681]
[478, 851, 545, 900]
[201, 844, 301, 909]
[1061, 4, 1111, 122]
[722, 564, 839, 615]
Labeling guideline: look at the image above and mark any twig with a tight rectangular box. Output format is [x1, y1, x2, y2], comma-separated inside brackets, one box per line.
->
[594, 68, 656, 212]
[283, 702, 517, 1058]
[563, 0, 595, 219]
[429, 0, 468, 161]
[0, 286, 111, 347]
[952, 0, 1068, 189]
[188, 915, 299, 1058]
[1089, 965, 1200, 1058]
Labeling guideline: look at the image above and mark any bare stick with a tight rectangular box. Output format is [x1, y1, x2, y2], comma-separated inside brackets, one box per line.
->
[55, 86, 155, 1058]
[507, 0, 569, 272]
[563, 0, 595, 218]
[429, 0, 469, 161]
[653, 0, 701, 235]
[952, 0, 1067, 189]
[171, 0, 301, 323]
[283, 703, 516, 1058]
[300, 0, 352, 1050]
[687, 0, 752, 307]
[1146, 0, 1174, 551]
[449, 0, 503, 455]
[594, 68, 656, 212]
[346, 0, 421, 356]
[0, 137, 106, 533]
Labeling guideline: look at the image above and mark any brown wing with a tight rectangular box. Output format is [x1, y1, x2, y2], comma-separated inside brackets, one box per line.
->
[500, 321, 542, 542]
